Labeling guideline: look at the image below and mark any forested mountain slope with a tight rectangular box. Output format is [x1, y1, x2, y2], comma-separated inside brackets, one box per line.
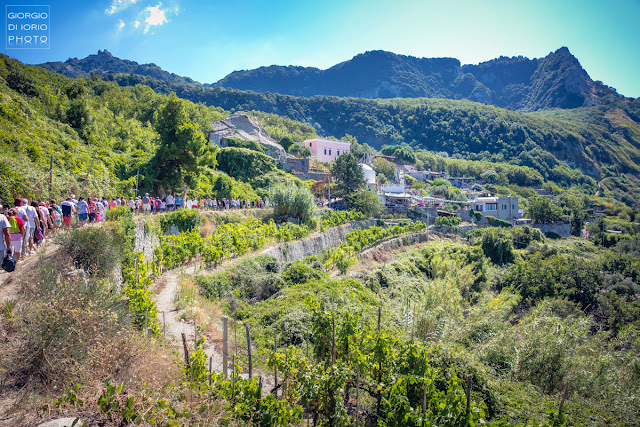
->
[104, 72, 640, 190]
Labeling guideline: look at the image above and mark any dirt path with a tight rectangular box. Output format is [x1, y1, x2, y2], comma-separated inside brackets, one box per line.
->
[153, 271, 224, 372]
[152, 267, 276, 393]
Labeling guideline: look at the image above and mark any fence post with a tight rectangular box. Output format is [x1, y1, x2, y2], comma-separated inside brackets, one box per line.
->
[209, 356, 212, 387]
[181, 333, 190, 369]
[274, 330, 278, 397]
[246, 324, 252, 379]
[223, 316, 229, 379]
[465, 374, 473, 426]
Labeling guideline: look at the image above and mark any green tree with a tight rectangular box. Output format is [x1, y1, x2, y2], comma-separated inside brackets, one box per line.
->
[288, 143, 312, 158]
[152, 93, 216, 190]
[330, 153, 365, 195]
[373, 157, 396, 180]
[527, 196, 563, 223]
[279, 136, 294, 152]
[344, 189, 384, 216]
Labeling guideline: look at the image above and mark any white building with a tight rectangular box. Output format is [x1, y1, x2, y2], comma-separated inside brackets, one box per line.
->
[360, 163, 376, 185]
[471, 196, 522, 220]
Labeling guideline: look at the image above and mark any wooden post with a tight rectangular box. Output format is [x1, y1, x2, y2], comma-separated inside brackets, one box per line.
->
[355, 360, 360, 426]
[422, 382, 427, 414]
[181, 333, 190, 368]
[144, 310, 148, 334]
[465, 374, 473, 425]
[195, 248, 199, 274]
[331, 315, 336, 365]
[245, 324, 252, 379]
[283, 351, 288, 396]
[162, 311, 166, 341]
[81, 153, 96, 195]
[209, 356, 213, 387]
[231, 354, 236, 398]
[274, 330, 278, 397]
[411, 304, 415, 341]
[194, 323, 198, 344]
[376, 305, 382, 422]
[49, 155, 54, 200]
[223, 316, 229, 379]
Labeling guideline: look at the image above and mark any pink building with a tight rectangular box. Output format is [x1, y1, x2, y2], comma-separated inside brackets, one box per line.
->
[304, 139, 351, 163]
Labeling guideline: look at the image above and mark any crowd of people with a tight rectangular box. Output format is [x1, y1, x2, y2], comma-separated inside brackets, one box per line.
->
[1, 192, 271, 268]
[123, 193, 270, 214]
[0, 198, 64, 266]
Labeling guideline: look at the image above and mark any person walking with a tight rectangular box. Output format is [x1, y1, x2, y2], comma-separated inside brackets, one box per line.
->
[142, 193, 151, 214]
[87, 197, 98, 223]
[60, 197, 76, 228]
[6, 208, 25, 263]
[0, 205, 11, 260]
[20, 198, 38, 255]
[77, 197, 89, 226]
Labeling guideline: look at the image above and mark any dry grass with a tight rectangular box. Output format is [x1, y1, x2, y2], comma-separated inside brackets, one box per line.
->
[174, 275, 225, 345]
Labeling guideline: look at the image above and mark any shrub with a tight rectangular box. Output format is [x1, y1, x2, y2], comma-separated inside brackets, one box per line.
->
[6, 262, 133, 387]
[344, 189, 384, 216]
[435, 216, 462, 227]
[225, 137, 266, 153]
[159, 208, 201, 233]
[57, 225, 122, 277]
[282, 260, 324, 285]
[105, 206, 130, 221]
[486, 216, 512, 228]
[216, 147, 276, 181]
[476, 228, 515, 265]
[269, 184, 317, 225]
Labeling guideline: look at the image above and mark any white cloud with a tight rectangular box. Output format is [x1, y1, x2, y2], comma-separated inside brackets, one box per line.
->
[134, 20, 140, 28]
[105, 0, 138, 15]
[144, 3, 168, 33]
[118, 19, 126, 30]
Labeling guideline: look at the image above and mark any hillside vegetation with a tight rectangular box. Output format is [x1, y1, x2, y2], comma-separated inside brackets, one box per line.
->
[0, 54, 314, 203]
[104, 73, 640, 190]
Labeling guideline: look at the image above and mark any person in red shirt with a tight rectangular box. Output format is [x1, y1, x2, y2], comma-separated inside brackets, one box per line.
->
[6, 208, 25, 263]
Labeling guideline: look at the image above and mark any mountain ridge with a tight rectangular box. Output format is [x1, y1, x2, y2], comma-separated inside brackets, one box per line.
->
[39, 47, 622, 111]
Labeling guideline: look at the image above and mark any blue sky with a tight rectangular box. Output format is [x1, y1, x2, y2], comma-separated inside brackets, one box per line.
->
[4, 0, 640, 97]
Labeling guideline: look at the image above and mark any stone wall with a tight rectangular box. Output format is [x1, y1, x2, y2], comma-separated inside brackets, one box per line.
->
[134, 219, 160, 262]
[531, 222, 572, 237]
[358, 231, 431, 262]
[262, 221, 375, 263]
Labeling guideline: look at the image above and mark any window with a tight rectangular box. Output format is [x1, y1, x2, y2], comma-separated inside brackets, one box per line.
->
[329, 149, 332, 155]
[502, 204, 507, 210]
[337, 150, 340, 155]
[512, 204, 515, 209]
[486, 203, 498, 210]
[324, 148, 327, 155]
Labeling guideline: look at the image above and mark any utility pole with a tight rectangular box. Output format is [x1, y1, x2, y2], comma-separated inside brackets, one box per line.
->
[135, 167, 140, 198]
[49, 155, 54, 200]
[81, 153, 96, 195]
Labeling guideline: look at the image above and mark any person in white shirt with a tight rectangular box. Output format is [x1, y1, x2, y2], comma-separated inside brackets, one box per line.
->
[22, 200, 38, 254]
[165, 194, 174, 211]
[0, 207, 11, 258]
[96, 199, 106, 222]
